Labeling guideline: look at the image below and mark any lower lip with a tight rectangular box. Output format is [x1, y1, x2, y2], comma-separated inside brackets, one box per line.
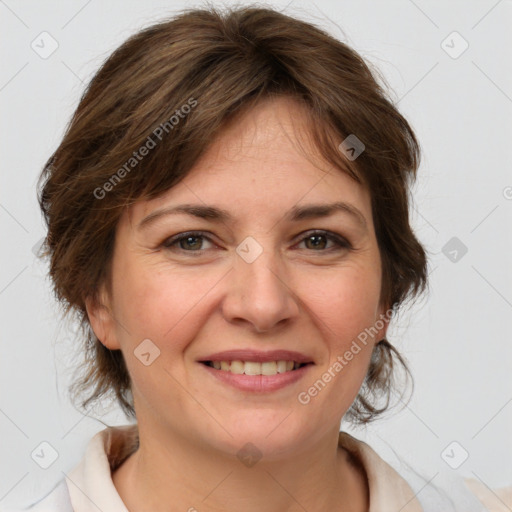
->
[199, 363, 313, 392]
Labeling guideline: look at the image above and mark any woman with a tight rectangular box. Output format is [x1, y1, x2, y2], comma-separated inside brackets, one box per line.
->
[12, 5, 509, 511]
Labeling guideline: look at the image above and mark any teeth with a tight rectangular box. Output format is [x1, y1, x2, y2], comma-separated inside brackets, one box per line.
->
[276, 360, 287, 373]
[262, 361, 277, 375]
[208, 360, 303, 376]
[230, 360, 245, 374]
[244, 361, 262, 376]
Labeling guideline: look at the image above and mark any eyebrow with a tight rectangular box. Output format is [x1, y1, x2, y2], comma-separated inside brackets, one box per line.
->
[138, 201, 368, 231]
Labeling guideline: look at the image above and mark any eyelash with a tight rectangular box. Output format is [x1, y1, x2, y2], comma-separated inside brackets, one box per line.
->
[161, 230, 352, 256]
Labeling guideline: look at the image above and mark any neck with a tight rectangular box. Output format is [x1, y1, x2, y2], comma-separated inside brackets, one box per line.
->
[112, 421, 368, 512]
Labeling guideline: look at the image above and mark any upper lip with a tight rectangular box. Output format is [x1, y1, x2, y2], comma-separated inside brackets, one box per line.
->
[199, 349, 314, 364]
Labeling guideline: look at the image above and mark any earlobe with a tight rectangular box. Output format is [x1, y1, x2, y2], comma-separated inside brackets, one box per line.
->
[84, 288, 121, 350]
[375, 303, 392, 343]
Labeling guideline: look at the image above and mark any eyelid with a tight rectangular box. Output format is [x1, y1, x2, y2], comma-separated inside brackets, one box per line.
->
[161, 230, 217, 250]
[161, 229, 352, 253]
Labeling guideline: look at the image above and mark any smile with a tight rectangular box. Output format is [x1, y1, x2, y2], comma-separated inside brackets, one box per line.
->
[202, 360, 309, 375]
[199, 360, 313, 392]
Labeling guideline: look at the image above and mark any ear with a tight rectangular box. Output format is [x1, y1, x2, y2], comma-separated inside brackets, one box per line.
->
[84, 285, 121, 350]
[375, 302, 392, 343]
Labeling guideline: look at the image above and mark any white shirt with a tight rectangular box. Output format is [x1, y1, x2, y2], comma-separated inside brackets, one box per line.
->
[9, 424, 511, 511]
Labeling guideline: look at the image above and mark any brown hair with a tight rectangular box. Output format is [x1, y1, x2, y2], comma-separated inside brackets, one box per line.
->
[38, 4, 428, 424]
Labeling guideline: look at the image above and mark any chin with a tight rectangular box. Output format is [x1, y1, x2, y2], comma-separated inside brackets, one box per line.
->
[209, 412, 316, 461]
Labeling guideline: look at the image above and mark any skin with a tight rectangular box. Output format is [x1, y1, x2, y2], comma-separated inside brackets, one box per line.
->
[86, 96, 389, 512]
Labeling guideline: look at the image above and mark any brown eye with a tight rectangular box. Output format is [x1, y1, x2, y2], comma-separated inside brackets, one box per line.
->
[162, 231, 215, 254]
[298, 230, 351, 252]
[177, 235, 204, 250]
[161, 229, 351, 257]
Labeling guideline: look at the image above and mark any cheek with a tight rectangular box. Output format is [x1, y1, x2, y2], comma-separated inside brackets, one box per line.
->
[112, 250, 382, 352]
[305, 264, 382, 345]
[110, 257, 218, 353]
[300, 266, 382, 405]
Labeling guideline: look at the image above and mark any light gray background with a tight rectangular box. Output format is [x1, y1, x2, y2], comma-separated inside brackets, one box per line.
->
[1, 0, 511, 508]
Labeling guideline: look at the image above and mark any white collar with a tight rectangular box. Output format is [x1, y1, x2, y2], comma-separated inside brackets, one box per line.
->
[64, 424, 423, 512]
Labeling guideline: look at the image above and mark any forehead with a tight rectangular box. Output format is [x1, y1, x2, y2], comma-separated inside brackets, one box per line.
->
[126, 96, 371, 227]
[197, 96, 332, 171]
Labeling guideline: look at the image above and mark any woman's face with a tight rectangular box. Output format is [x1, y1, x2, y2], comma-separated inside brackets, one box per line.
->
[88, 96, 388, 458]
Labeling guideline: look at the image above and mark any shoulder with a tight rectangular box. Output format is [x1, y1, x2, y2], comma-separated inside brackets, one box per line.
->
[463, 477, 512, 512]
[339, 431, 424, 511]
[339, 431, 512, 512]
[1, 480, 72, 512]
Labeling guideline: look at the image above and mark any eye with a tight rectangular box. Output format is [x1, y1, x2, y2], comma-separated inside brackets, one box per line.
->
[295, 230, 351, 252]
[161, 229, 351, 256]
[162, 231, 214, 254]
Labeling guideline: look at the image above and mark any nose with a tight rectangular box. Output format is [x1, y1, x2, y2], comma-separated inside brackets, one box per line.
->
[221, 241, 300, 333]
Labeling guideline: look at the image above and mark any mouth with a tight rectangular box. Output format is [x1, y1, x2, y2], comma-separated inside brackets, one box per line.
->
[200, 360, 312, 375]
[197, 349, 314, 392]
